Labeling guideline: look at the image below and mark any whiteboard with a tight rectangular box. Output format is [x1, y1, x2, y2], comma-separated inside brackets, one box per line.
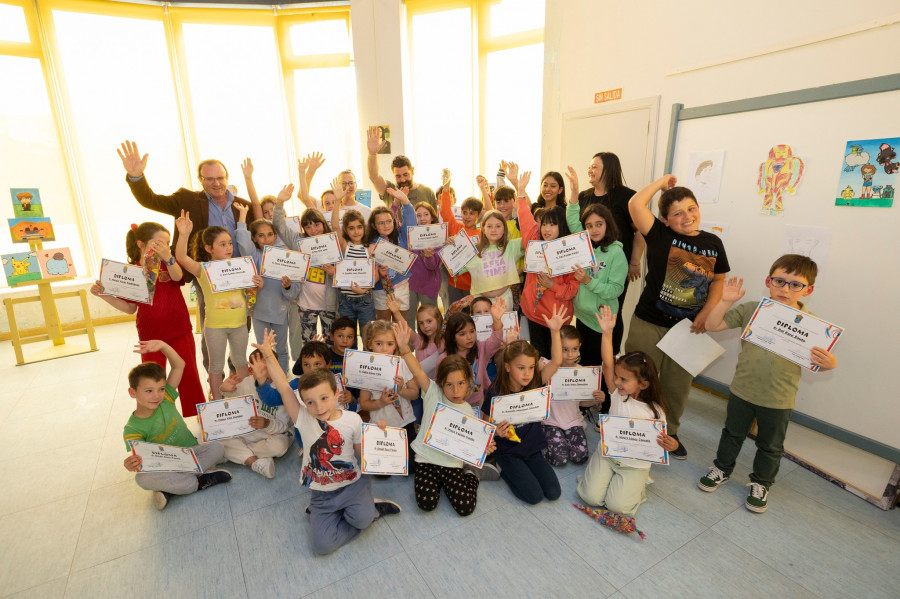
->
[669, 89, 900, 450]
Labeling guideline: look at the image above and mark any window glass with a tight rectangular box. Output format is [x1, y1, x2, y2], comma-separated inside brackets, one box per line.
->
[289, 20, 351, 56]
[0, 4, 29, 43]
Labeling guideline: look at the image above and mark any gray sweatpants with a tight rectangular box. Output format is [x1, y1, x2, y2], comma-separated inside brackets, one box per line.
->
[135, 442, 226, 495]
[309, 475, 378, 555]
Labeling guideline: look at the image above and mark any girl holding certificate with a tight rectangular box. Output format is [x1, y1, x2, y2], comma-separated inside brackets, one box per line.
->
[91, 222, 205, 417]
[368, 187, 417, 323]
[405, 202, 442, 326]
[576, 306, 679, 516]
[235, 199, 300, 374]
[458, 209, 524, 310]
[331, 189, 378, 340]
[393, 320, 498, 516]
[482, 306, 569, 505]
[514, 170, 580, 359]
[564, 168, 628, 375]
[175, 211, 263, 400]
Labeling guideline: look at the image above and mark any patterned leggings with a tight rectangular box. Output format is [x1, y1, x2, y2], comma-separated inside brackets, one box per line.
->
[543, 424, 589, 467]
[299, 309, 335, 345]
[414, 461, 480, 516]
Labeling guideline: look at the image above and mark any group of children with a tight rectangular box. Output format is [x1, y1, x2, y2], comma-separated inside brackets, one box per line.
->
[110, 154, 838, 555]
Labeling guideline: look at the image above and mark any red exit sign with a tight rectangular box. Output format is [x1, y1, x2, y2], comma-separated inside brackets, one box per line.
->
[594, 88, 623, 103]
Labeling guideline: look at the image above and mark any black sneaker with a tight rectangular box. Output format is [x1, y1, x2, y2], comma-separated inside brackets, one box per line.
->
[373, 498, 402, 519]
[198, 469, 233, 491]
[669, 435, 687, 460]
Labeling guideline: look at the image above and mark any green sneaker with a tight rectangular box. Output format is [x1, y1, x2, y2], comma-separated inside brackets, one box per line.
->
[745, 482, 769, 513]
[698, 466, 729, 492]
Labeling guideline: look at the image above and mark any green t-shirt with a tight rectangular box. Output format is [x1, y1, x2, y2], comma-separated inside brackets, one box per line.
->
[123, 384, 198, 450]
[724, 301, 808, 410]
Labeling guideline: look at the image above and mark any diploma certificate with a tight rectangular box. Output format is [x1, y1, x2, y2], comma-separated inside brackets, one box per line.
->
[100, 258, 151, 304]
[372, 240, 417, 276]
[540, 231, 597, 276]
[407, 223, 449, 250]
[422, 403, 496, 468]
[332, 258, 375, 289]
[598, 414, 669, 465]
[202, 257, 257, 292]
[473, 312, 519, 342]
[197, 396, 258, 441]
[525, 240, 549, 274]
[438, 231, 479, 276]
[342, 349, 402, 392]
[741, 298, 843, 371]
[489, 386, 552, 425]
[360, 423, 409, 475]
[298, 233, 343, 267]
[549, 367, 601, 401]
[260, 246, 311, 281]
[129, 441, 202, 473]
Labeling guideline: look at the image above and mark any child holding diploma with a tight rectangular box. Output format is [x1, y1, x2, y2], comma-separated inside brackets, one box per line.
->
[625, 175, 730, 458]
[438, 297, 510, 409]
[235, 195, 300, 374]
[543, 325, 604, 467]
[458, 209, 523, 310]
[367, 187, 417, 322]
[254, 330, 401, 555]
[514, 170, 579, 359]
[357, 320, 420, 473]
[332, 200, 377, 339]
[405, 202, 442, 326]
[439, 189, 483, 305]
[175, 211, 264, 400]
[564, 168, 627, 373]
[393, 320, 499, 514]
[90, 221, 204, 417]
[123, 341, 232, 511]
[482, 306, 569, 505]
[698, 255, 838, 513]
[576, 307, 679, 516]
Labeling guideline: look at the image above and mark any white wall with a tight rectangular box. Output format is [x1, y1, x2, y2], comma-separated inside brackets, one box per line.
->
[541, 1, 900, 490]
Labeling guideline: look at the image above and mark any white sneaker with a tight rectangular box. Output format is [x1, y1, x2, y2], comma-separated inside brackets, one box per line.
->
[251, 457, 276, 479]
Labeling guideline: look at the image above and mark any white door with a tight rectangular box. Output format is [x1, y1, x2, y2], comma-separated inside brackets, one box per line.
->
[560, 97, 659, 342]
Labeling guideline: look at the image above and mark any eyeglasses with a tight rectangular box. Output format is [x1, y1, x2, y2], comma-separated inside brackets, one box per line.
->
[340, 182, 355, 188]
[200, 176, 227, 183]
[768, 276, 809, 292]
[374, 219, 393, 227]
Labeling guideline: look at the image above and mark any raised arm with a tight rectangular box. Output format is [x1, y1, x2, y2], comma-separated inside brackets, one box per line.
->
[241, 158, 261, 209]
[234, 204, 257, 258]
[386, 188, 415, 236]
[272, 204, 302, 250]
[393, 320, 432, 392]
[296, 155, 315, 209]
[628, 231, 645, 282]
[705, 276, 745, 333]
[330, 177, 348, 251]
[251, 329, 300, 423]
[629, 175, 676, 236]
[173, 210, 202, 278]
[515, 171, 538, 238]
[595, 306, 617, 389]
[539, 305, 567, 383]
[366, 126, 388, 196]
[135, 340, 185, 389]
[119, 140, 180, 217]
[565, 166, 580, 206]
[439, 189, 463, 235]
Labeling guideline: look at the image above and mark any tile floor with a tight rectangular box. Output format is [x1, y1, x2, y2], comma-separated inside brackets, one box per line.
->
[1, 323, 898, 598]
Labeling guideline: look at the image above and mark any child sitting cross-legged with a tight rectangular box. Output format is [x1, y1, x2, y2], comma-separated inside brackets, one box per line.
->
[254, 329, 401, 555]
[122, 340, 232, 510]
[217, 351, 295, 479]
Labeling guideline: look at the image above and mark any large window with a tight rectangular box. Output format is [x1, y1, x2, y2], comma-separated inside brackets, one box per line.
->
[407, 0, 545, 198]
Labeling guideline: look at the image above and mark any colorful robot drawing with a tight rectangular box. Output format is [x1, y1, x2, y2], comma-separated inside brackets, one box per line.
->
[757, 145, 804, 216]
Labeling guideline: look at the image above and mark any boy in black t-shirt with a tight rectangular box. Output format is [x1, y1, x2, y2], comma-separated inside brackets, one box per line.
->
[626, 175, 729, 458]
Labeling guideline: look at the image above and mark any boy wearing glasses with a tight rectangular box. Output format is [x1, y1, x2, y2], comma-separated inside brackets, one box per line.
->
[699, 254, 838, 513]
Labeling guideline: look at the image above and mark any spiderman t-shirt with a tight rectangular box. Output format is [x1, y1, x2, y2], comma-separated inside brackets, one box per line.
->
[296, 409, 362, 491]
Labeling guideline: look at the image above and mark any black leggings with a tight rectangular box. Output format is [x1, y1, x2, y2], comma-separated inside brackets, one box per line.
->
[414, 462, 480, 516]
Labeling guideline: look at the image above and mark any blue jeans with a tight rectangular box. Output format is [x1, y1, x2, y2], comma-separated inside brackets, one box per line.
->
[339, 292, 375, 348]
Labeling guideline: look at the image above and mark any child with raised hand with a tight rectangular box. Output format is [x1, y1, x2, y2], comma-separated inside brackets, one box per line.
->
[218, 359, 294, 479]
[240, 157, 286, 246]
[296, 152, 326, 210]
[698, 257, 837, 513]
[438, 296, 511, 409]
[576, 306, 679, 516]
[564, 167, 628, 372]
[514, 169, 578, 359]
[271, 189, 339, 349]
[393, 319, 496, 514]
[405, 201, 442, 327]
[254, 329, 401, 555]
[174, 210, 264, 400]
[458, 205, 524, 310]
[123, 340, 232, 511]
[439, 183, 483, 305]
[235, 195, 301, 374]
[543, 325, 603, 467]
[91, 222, 204, 417]
[369, 187, 417, 323]
[625, 174, 730, 458]
[331, 189, 377, 337]
[483, 305, 569, 505]
[357, 320, 420, 471]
